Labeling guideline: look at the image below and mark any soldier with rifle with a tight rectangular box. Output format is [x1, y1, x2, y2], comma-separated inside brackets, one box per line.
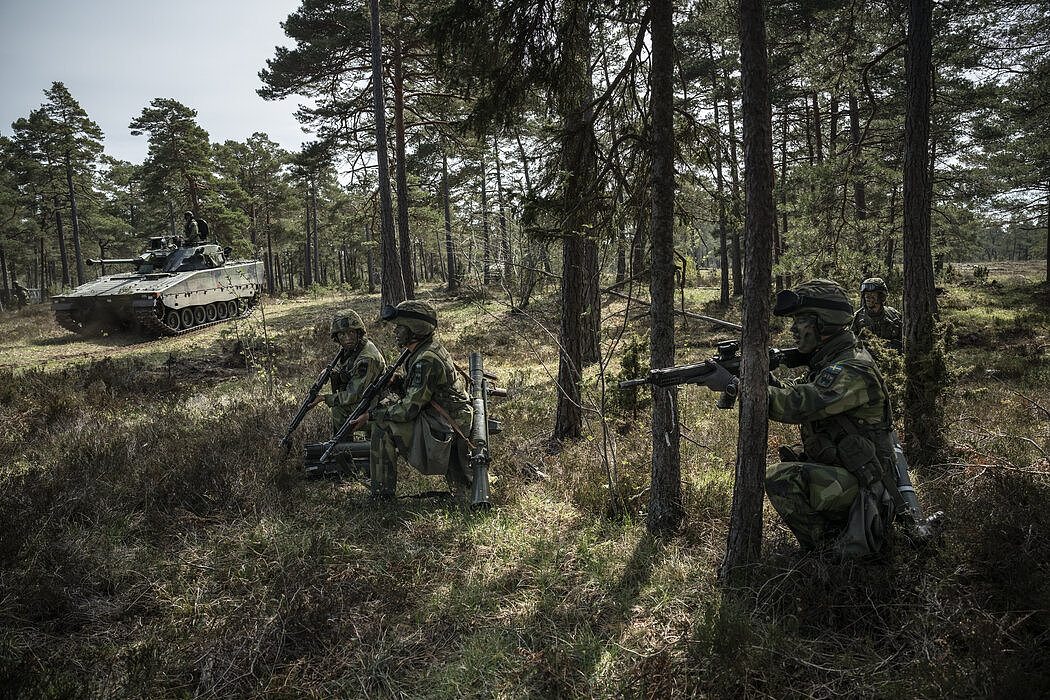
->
[341, 300, 475, 502]
[625, 280, 939, 558]
[280, 310, 385, 480]
[703, 280, 939, 557]
[309, 310, 386, 436]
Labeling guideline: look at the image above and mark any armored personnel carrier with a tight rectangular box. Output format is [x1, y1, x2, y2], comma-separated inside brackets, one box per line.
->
[52, 235, 263, 336]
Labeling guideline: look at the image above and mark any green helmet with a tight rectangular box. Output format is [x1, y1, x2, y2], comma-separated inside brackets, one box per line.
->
[860, 277, 886, 304]
[773, 279, 854, 327]
[330, 309, 366, 338]
[860, 277, 888, 295]
[381, 299, 437, 336]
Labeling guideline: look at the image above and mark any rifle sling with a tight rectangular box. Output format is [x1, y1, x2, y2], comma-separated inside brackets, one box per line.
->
[428, 400, 475, 450]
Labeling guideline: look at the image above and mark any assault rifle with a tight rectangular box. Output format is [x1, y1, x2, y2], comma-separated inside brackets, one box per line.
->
[467, 352, 506, 509]
[619, 340, 810, 408]
[318, 348, 412, 463]
[280, 347, 349, 454]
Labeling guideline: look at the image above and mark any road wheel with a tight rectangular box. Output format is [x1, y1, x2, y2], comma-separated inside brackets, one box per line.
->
[226, 300, 239, 318]
[216, 302, 229, 320]
[192, 306, 206, 325]
[180, 308, 194, 328]
[164, 310, 182, 331]
[205, 303, 218, 322]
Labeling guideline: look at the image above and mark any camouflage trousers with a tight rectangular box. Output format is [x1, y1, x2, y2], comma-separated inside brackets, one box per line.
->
[765, 461, 860, 551]
[368, 410, 471, 498]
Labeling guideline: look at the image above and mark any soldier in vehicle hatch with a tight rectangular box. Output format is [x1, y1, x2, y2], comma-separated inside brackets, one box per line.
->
[183, 211, 200, 244]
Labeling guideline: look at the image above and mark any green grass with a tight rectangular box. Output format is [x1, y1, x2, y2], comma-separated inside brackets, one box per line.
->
[1, 277, 1049, 697]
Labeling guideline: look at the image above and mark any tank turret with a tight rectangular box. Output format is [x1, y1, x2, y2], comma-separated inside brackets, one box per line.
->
[52, 236, 262, 336]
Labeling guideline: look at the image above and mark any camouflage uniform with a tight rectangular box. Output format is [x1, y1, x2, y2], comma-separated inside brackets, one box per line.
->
[368, 301, 473, 499]
[183, 212, 199, 243]
[326, 338, 385, 433]
[765, 280, 897, 558]
[851, 277, 902, 350]
[766, 332, 896, 556]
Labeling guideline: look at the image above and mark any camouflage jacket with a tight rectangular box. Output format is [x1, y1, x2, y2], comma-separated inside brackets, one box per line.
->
[851, 305, 902, 350]
[769, 330, 895, 471]
[325, 339, 385, 408]
[371, 337, 472, 431]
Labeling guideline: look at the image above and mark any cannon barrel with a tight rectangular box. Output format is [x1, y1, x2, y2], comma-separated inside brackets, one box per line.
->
[87, 258, 138, 266]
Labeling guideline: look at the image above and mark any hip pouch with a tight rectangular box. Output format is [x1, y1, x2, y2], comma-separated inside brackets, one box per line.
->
[836, 434, 879, 487]
[408, 409, 455, 475]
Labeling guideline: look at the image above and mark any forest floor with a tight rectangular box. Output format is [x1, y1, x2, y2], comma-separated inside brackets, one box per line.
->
[1, 262, 1048, 697]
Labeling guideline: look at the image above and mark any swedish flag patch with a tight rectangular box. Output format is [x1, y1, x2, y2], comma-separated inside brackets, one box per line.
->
[815, 364, 843, 389]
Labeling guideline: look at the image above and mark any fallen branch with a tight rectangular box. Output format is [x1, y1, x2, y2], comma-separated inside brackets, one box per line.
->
[602, 288, 743, 332]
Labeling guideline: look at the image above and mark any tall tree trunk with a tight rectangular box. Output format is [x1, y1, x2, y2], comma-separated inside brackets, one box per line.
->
[708, 39, 730, 305]
[311, 180, 320, 283]
[494, 137, 512, 282]
[39, 236, 46, 295]
[0, 245, 8, 305]
[902, 0, 944, 467]
[886, 185, 898, 273]
[303, 195, 313, 287]
[442, 149, 458, 292]
[553, 0, 597, 441]
[64, 156, 85, 285]
[646, 0, 683, 537]
[481, 153, 491, 285]
[369, 0, 406, 306]
[1044, 183, 1049, 283]
[849, 90, 867, 225]
[392, 14, 415, 298]
[777, 108, 788, 290]
[630, 192, 649, 278]
[54, 199, 69, 287]
[724, 58, 744, 297]
[812, 92, 824, 163]
[723, 0, 774, 578]
[265, 208, 275, 295]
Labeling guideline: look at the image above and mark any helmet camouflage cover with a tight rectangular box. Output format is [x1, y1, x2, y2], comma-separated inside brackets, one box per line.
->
[383, 299, 438, 336]
[773, 278, 854, 327]
[331, 309, 366, 338]
[860, 277, 889, 295]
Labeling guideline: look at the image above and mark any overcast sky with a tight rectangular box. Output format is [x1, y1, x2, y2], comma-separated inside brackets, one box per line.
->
[0, 0, 309, 164]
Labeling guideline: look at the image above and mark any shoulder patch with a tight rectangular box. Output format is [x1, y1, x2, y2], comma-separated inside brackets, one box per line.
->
[815, 364, 843, 389]
[409, 361, 426, 388]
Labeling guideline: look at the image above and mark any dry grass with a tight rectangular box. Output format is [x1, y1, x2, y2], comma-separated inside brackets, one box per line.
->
[1, 277, 1048, 697]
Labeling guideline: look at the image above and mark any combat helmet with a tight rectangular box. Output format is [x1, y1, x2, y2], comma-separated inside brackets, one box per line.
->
[773, 279, 854, 327]
[331, 309, 366, 338]
[860, 277, 888, 302]
[381, 299, 437, 337]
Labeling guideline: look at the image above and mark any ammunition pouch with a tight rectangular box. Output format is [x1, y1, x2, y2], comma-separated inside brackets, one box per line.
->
[835, 434, 880, 487]
[802, 432, 838, 464]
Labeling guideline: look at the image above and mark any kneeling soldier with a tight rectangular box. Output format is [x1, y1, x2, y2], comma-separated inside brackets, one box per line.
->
[312, 310, 386, 436]
[347, 300, 473, 501]
[702, 279, 934, 558]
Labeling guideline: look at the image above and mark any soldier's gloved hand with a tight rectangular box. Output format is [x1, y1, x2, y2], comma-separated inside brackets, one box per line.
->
[701, 361, 736, 393]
